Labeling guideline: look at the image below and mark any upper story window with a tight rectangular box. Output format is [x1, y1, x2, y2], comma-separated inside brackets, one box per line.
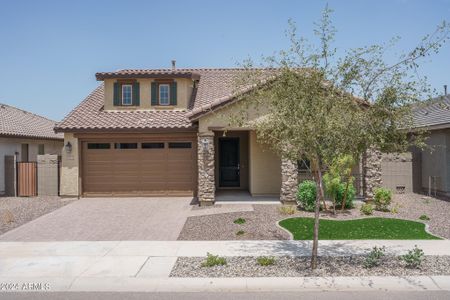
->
[159, 84, 170, 105]
[121, 84, 133, 105]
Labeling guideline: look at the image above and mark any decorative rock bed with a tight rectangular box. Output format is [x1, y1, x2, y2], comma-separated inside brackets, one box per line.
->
[170, 256, 450, 277]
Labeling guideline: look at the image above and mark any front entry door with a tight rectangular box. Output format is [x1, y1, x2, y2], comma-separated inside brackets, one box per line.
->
[219, 138, 240, 187]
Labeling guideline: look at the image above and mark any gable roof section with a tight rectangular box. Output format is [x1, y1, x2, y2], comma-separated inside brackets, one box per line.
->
[55, 85, 194, 132]
[0, 103, 63, 140]
[57, 68, 261, 132]
[413, 95, 450, 129]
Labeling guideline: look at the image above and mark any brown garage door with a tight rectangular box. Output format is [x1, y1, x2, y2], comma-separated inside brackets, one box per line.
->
[82, 139, 196, 196]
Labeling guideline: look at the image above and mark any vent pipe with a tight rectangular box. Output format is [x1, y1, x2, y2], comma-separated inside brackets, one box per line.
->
[445, 84, 447, 96]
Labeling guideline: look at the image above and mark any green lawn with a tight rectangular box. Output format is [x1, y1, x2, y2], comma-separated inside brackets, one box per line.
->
[278, 217, 440, 240]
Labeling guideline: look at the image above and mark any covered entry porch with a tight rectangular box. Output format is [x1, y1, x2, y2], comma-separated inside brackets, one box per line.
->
[197, 129, 298, 205]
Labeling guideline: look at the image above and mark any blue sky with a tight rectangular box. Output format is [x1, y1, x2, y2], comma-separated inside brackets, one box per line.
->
[0, 0, 449, 121]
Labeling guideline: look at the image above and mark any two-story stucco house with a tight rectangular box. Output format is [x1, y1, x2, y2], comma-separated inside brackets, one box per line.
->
[56, 65, 381, 205]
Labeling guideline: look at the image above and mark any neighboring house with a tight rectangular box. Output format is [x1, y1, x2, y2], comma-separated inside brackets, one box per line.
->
[412, 92, 450, 197]
[0, 103, 63, 195]
[55, 66, 381, 205]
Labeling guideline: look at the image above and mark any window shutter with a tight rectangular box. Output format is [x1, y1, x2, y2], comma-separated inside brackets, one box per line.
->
[132, 82, 140, 106]
[113, 82, 121, 106]
[170, 82, 177, 105]
[151, 82, 158, 106]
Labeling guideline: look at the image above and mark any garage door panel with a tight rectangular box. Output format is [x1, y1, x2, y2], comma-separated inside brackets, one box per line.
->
[82, 138, 196, 195]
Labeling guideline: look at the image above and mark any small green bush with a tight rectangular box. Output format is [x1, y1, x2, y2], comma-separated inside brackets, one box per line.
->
[363, 246, 386, 268]
[360, 203, 374, 215]
[233, 218, 246, 224]
[373, 188, 392, 211]
[278, 205, 297, 215]
[391, 204, 400, 214]
[297, 180, 317, 212]
[419, 214, 430, 221]
[236, 230, 245, 236]
[334, 183, 356, 209]
[201, 252, 227, 267]
[256, 256, 276, 266]
[400, 246, 424, 268]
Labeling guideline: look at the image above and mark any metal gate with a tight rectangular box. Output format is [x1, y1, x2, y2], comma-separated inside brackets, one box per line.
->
[17, 162, 37, 196]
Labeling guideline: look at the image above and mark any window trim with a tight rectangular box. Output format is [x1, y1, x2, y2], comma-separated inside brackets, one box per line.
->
[121, 84, 133, 106]
[158, 84, 170, 106]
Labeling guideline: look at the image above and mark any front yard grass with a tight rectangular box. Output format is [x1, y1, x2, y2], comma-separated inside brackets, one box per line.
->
[279, 217, 441, 240]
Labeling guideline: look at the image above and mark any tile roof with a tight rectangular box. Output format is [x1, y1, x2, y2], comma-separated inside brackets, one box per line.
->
[55, 85, 194, 131]
[413, 95, 450, 129]
[0, 103, 63, 140]
[57, 68, 262, 131]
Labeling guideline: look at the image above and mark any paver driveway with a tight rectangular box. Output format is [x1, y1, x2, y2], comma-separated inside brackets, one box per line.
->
[0, 197, 195, 241]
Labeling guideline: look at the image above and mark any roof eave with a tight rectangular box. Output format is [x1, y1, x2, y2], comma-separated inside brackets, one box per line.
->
[95, 73, 201, 81]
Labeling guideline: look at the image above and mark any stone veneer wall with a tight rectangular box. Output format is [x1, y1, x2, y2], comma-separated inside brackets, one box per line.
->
[363, 147, 383, 199]
[197, 133, 215, 205]
[280, 158, 298, 204]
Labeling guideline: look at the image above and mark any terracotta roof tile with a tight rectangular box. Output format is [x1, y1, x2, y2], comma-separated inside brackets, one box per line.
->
[57, 68, 272, 131]
[55, 85, 193, 131]
[0, 103, 63, 140]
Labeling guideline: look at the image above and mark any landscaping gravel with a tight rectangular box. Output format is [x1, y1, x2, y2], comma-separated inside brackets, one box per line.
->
[0, 196, 75, 235]
[170, 255, 450, 277]
[177, 193, 450, 240]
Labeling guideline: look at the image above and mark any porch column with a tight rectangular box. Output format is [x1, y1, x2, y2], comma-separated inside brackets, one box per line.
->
[362, 146, 382, 199]
[280, 158, 298, 205]
[198, 132, 215, 206]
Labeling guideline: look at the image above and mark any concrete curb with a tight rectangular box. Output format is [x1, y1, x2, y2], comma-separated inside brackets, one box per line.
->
[0, 276, 449, 292]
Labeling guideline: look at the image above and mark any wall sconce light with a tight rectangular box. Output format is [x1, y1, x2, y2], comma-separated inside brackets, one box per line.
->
[201, 138, 209, 152]
[65, 141, 72, 153]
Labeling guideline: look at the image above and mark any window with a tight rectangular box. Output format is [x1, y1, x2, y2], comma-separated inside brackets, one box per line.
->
[159, 84, 170, 105]
[298, 159, 311, 171]
[38, 144, 45, 155]
[142, 142, 165, 149]
[168, 142, 192, 149]
[114, 143, 137, 149]
[88, 143, 111, 149]
[122, 84, 133, 105]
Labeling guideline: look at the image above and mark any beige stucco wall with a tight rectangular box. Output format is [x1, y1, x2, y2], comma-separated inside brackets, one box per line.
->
[248, 131, 282, 195]
[104, 78, 193, 111]
[420, 129, 450, 194]
[0, 137, 63, 194]
[60, 133, 79, 196]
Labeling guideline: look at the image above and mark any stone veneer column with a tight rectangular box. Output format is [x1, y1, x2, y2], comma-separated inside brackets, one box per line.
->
[280, 158, 298, 205]
[197, 132, 215, 206]
[362, 146, 383, 199]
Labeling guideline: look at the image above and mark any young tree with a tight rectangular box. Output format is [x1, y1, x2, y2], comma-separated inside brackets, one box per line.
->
[229, 5, 449, 269]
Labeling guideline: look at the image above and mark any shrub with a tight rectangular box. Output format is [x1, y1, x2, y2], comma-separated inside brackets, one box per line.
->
[390, 204, 400, 214]
[363, 246, 386, 268]
[278, 205, 297, 215]
[236, 230, 245, 236]
[360, 203, 374, 215]
[201, 253, 227, 267]
[297, 180, 317, 211]
[256, 256, 276, 266]
[419, 214, 430, 221]
[373, 188, 392, 211]
[233, 218, 246, 224]
[334, 183, 356, 209]
[400, 246, 424, 268]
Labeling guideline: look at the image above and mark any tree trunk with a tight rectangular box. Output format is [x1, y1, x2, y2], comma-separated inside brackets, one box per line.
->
[341, 168, 352, 210]
[311, 159, 325, 270]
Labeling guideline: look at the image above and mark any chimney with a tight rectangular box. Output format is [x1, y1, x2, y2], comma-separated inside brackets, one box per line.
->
[171, 60, 176, 71]
[445, 84, 448, 96]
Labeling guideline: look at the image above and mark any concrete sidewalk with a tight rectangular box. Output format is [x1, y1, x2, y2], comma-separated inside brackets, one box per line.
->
[1, 240, 449, 257]
[0, 240, 449, 292]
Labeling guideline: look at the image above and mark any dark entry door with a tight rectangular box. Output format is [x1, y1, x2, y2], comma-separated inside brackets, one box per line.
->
[219, 138, 240, 187]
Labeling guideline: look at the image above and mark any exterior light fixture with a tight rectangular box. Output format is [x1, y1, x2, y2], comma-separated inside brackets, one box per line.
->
[65, 141, 72, 153]
[201, 138, 209, 152]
